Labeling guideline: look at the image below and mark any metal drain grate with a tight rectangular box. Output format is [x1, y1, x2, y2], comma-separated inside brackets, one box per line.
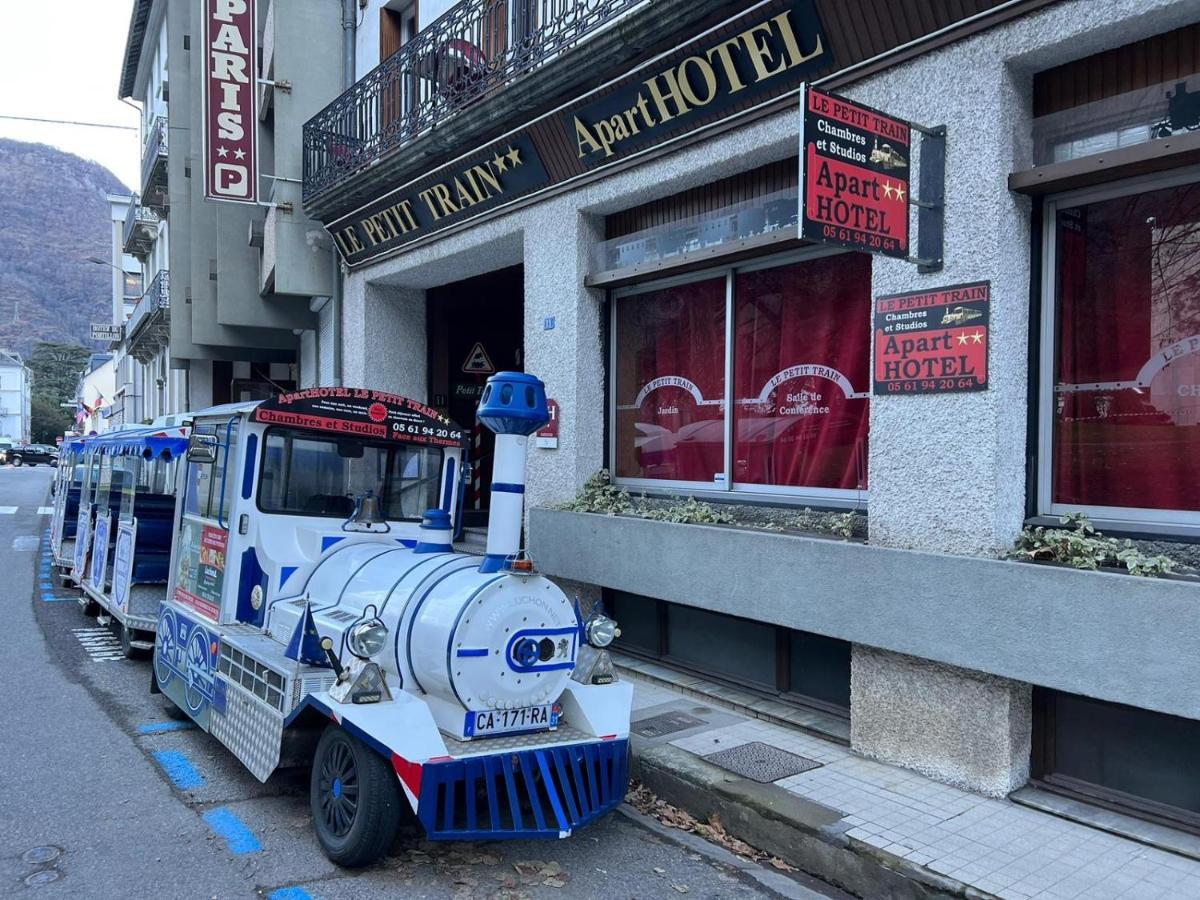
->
[703, 741, 822, 783]
[631, 710, 707, 738]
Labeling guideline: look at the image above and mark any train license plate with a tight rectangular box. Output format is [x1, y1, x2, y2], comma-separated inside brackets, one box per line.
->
[467, 704, 558, 737]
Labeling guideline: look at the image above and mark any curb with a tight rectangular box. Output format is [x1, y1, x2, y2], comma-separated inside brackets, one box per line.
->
[632, 742, 998, 900]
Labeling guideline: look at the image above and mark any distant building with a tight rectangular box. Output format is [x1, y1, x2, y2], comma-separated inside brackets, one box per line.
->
[0, 349, 30, 441]
[118, 0, 340, 410]
[74, 353, 116, 435]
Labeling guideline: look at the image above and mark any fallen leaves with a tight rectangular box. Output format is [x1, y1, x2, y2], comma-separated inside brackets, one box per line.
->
[627, 781, 797, 873]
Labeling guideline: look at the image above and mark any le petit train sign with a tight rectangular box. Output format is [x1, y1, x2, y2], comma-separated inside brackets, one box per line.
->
[326, 0, 832, 267]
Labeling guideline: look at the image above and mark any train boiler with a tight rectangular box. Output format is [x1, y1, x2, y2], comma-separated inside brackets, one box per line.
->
[153, 374, 631, 866]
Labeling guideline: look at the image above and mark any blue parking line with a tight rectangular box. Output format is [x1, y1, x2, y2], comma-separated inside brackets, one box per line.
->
[138, 720, 196, 735]
[268, 889, 314, 900]
[202, 807, 262, 855]
[41, 594, 72, 603]
[153, 750, 206, 790]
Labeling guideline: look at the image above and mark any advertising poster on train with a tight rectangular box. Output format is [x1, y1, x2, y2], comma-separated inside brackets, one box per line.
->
[173, 521, 227, 620]
[89, 512, 111, 589]
[873, 282, 990, 395]
[73, 507, 91, 582]
[801, 85, 911, 258]
[251, 388, 468, 448]
[112, 520, 136, 613]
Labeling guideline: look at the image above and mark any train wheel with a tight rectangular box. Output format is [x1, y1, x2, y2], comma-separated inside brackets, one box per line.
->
[311, 724, 401, 867]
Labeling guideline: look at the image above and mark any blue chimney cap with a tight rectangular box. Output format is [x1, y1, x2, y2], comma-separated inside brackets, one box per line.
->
[477, 372, 549, 437]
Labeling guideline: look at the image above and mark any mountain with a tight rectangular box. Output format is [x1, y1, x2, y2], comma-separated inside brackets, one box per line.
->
[0, 139, 128, 356]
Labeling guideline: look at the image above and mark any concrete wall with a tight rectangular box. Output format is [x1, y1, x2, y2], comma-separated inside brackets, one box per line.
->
[851, 647, 1031, 798]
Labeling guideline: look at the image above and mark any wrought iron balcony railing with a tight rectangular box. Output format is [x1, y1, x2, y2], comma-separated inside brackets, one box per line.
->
[141, 115, 169, 208]
[122, 199, 161, 258]
[126, 269, 171, 363]
[303, 0, 643, 200]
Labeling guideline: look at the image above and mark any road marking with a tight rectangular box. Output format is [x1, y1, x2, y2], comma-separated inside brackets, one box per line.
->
[12, 535, 39, 551]
[153, 750, 206, 790]
[137, 721, 196, 735]
[268, 889, 314, 900]
[202, 808, 262, 855]
[71, 628, 125, 661]
[37, 507, 52, 515]
[0, 507, 16, 514]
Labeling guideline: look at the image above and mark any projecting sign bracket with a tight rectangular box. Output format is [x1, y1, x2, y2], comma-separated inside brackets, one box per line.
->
[910, 124, 946, 274]
[256, 77, 292, 93]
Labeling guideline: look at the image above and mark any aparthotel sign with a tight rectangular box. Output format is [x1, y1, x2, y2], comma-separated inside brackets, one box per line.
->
[328, 0, 831, 267]
[203, 0, 258, 204]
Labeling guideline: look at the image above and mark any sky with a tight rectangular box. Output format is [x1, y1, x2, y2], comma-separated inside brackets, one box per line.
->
[0, 0, 140, 189]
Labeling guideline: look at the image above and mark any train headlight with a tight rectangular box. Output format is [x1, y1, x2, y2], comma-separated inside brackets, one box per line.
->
[585, 614, 620, 648]
[347, 619, 388, 659]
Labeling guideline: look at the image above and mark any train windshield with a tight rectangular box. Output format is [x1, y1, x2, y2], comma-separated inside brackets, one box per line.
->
[258, 427, 443, 521]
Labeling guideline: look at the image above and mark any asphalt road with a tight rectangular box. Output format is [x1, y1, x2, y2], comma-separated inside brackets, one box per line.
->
[0, 466, 846, 900]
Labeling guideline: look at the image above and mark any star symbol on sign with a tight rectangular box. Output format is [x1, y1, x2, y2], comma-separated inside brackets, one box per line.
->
[216, 146, 229, 158]
[506, 145, 521, 167]
[882, 181, 895, 200]
[233, 148, 246, 160]
[895, 183, 907, 202]
[957, 333, 969, 345]
[491, 152, 509, 174]
[971, 331, 984, 344]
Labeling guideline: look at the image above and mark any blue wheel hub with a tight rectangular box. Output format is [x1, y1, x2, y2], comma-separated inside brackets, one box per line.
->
[332, 777, 342, 799]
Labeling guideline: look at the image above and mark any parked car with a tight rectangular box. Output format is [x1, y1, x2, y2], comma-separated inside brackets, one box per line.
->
[9, 444, 58, 466]
[0, 438, 12, 464]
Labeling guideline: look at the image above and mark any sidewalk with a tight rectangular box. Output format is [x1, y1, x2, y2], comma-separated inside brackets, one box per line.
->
[623, 666, 1200, 900]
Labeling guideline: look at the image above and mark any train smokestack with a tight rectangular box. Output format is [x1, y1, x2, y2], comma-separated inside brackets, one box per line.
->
[475, 372, 549, 574]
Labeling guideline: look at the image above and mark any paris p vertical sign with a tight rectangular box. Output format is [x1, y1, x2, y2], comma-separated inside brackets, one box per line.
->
[203, 0, 258, 204]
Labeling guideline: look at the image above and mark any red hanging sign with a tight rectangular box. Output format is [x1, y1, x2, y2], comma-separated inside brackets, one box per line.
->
[203, 0, 258, 204]
[801, 85, 910, 258]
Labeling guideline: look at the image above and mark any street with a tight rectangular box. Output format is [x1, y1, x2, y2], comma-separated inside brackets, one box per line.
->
[0, 466, 842, 900]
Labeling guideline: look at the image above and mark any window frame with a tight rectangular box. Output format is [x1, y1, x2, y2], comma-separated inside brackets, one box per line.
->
[1037, 165, 1200, 535]
[254, 425, 445, 522]
[608, 246, 870, 509]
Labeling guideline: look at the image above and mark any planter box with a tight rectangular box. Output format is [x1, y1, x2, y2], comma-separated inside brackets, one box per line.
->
[529, 508, 1200, 720]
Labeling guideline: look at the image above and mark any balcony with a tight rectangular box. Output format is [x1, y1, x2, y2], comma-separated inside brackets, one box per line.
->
[126, 270, 170, 363]
[122, 199, 161, 259]
[302, 0, 731, 217]
[141, 116, 169, 211]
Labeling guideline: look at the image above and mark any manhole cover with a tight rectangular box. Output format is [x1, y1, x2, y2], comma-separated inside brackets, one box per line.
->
[704, 741, 823, 783]
[631, 710, 707, 738]
[20, 847, 59, 866]
[24, 871, 60, 887]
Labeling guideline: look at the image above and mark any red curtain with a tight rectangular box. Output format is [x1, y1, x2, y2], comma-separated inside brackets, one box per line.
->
[614, 278, 726, 482]
[732, 254, 871, 490]
[1053, 183, 1200, 510]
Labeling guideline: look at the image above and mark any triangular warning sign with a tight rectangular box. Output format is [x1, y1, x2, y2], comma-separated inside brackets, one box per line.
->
[461, 342, 496, 375]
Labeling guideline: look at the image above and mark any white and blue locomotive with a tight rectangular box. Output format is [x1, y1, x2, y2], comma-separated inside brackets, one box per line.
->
[153, 373, 631, 865]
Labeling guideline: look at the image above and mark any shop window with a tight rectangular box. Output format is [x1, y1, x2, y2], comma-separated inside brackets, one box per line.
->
[1033, 688, 1200, 831]
[1042, 175, 1200, 525]
[611, 251, 871, 503]
[613, 277, 726, 485]
[733, 255, 870, 490]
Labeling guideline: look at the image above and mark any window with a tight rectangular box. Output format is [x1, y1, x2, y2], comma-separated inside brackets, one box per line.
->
[1041, 173, 1200, 527]
[611, 250, 871, 502]
[604, 589, 850, 716]
[258, 427, 442, 521]
[184, 423, 237, 524]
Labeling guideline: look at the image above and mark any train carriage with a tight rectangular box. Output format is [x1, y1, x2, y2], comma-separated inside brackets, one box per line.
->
[77, 427, 189, 656]
[153, 374, 631, 865]
[49, 435, 96, 575]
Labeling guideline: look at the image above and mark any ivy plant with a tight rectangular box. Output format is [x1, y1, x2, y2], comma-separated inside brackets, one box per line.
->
[1010, 513, 1177, 578]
